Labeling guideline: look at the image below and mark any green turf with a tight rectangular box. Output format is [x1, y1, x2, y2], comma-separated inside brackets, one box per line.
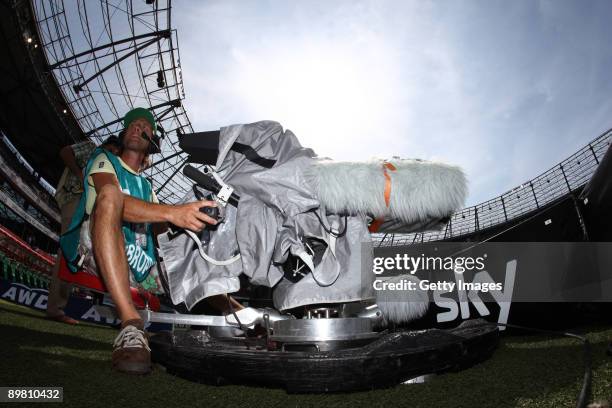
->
[0, 300, 610, 408]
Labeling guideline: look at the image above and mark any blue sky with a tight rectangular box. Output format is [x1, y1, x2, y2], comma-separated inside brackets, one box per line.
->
[174, 0, 612, 206]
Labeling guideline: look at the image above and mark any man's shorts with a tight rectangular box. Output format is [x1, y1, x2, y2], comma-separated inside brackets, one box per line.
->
[76, 218, 164, 294]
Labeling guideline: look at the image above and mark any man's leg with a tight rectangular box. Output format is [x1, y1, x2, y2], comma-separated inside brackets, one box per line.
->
[46, 249, 78, 324]
[91, 184, 140, 323]
[91, 184, 151, 375]
[46, 199, 79, 324]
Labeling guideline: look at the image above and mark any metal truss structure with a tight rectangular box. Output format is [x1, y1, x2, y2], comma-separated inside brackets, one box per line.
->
[25, 1, 612, 245]
[31, 0, 194, 203]
[375, 128, 612, 246]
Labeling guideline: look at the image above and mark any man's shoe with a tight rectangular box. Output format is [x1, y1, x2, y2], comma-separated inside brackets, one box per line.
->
[46, 314, 79, 325]
[112, 323, 151, 375]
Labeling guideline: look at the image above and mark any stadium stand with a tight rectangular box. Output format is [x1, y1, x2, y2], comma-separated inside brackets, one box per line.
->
[0, 233, 53, 290]
[0, 134, 59, 222]
[0, 132, 59, 253]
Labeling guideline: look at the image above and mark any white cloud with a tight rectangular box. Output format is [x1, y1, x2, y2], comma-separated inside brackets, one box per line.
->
[175, 0, 612, 207]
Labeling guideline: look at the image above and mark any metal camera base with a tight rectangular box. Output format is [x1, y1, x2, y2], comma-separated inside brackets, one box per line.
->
[150, 318, 499, 393]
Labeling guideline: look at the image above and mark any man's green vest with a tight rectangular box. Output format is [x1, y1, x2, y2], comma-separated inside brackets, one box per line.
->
[60, 148, 157, 283]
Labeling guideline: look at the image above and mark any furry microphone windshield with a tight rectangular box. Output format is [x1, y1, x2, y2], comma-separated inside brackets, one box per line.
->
[375, 274, 430, 325]
[306, 158, 467, 224]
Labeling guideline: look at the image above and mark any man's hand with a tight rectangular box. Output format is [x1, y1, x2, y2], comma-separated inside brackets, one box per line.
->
[91, 172, 218, 230]
[167, 200, 218, 232]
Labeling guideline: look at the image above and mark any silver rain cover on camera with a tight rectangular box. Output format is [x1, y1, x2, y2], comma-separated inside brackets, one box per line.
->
[158, 121, 375, 310]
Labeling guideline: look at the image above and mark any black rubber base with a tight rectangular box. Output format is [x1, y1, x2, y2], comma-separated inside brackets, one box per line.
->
[150, 318, 498, 393]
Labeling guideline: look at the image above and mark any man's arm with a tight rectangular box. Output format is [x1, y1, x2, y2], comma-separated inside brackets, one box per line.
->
[91, 173, 217, 231]
[59, 145, 83, 178]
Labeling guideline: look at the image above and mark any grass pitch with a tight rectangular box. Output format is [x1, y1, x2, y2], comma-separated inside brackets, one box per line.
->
[0, 300, 610, 408]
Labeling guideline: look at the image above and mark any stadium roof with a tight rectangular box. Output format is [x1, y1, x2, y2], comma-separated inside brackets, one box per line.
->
[2, 0, 197, 203]
[1, 1, 610, 244]
[0, 1, 83, 183]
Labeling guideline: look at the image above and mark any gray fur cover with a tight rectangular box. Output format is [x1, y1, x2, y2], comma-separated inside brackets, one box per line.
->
[306, 159, 467, 224]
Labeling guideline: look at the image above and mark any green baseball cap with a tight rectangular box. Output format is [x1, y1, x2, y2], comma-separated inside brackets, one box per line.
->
[123, 107, 156, 132]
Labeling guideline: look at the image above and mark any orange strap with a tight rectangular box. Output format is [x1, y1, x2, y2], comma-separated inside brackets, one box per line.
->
[369, 162, 396, 233]
[382, 162, 396, 206]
